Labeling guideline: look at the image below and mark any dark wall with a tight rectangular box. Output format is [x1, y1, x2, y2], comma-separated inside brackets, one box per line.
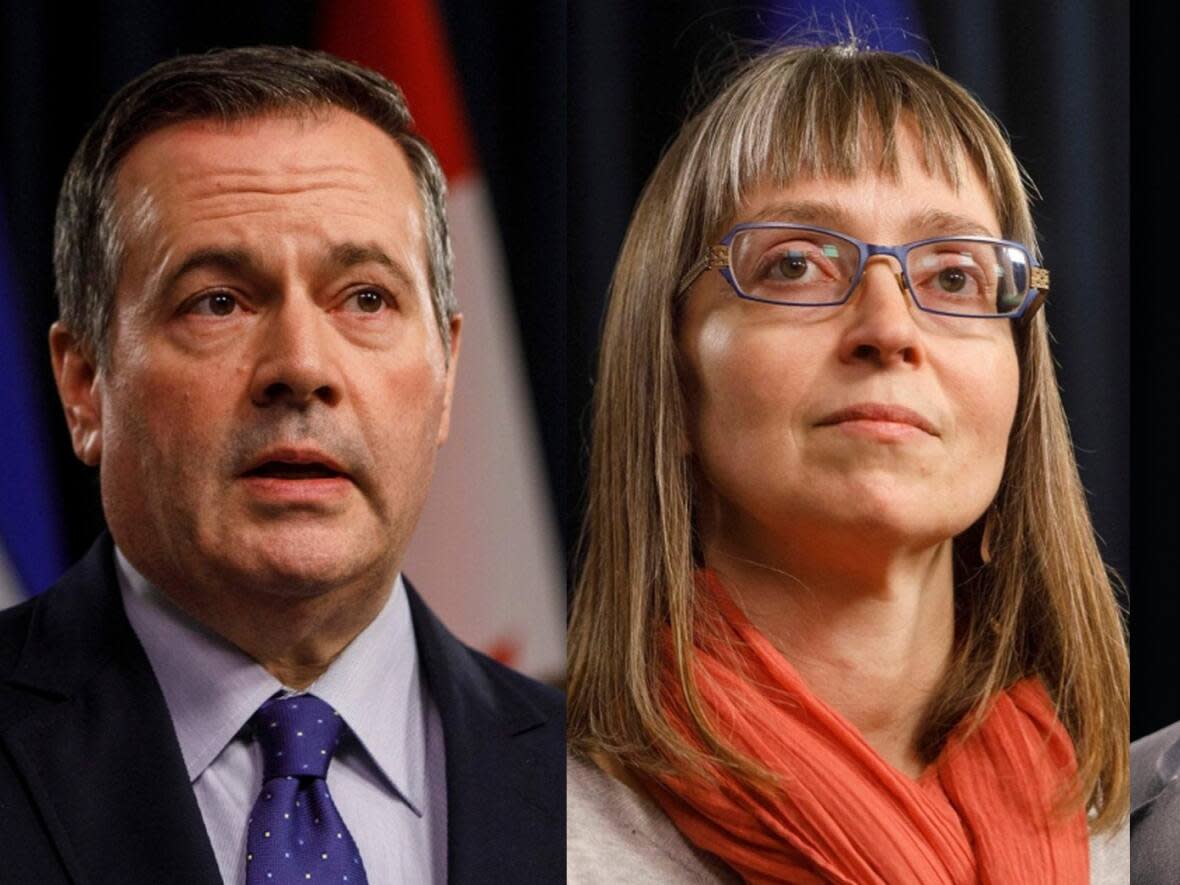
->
[1129, 4, 1174, 742]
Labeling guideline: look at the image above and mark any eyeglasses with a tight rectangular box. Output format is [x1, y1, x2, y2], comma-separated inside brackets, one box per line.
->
[679, 223, 1049, 320]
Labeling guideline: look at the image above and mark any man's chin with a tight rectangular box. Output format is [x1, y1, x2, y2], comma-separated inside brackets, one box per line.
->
[235, 475, 358, 517]
[214, 523, 393, 599]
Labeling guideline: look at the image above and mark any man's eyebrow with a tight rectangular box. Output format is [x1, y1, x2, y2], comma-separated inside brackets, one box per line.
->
[156, 242, 417, 300]
[160, 247, 256, 297]
[327, 242, 414, 289]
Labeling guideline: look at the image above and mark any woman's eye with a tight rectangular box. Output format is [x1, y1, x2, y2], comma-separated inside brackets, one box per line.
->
[188, 291, 240, 317]
[760, 245, 831, 283]
[343, 289, 390, 313]
[923, 263, 986, 298]
[775, 252, 811, 280]
[936, 267, 970, 293]
[913, 249, 996, 301]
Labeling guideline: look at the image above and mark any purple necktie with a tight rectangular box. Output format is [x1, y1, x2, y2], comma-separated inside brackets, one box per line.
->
[245, 694, 369, 884]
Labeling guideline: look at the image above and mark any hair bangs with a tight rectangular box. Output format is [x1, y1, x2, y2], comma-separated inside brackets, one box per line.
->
[677, 49, 1024, 270]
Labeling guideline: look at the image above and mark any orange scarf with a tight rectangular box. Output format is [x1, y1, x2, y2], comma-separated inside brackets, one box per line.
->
[645, 571, 1089, 884]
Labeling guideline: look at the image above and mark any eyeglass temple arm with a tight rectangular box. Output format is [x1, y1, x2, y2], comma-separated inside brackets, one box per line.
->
[677, 245, 730, 295]
[1020, 267, 1050, 321]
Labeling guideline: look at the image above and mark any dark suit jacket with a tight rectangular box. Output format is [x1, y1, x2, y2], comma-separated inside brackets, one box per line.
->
[1131, 720, 1180, 884]
[0, 533, 564, 884]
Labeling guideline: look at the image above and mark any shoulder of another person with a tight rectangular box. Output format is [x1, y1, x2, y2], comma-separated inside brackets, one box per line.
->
[567, 750, 738, 885]
[1132, 720, 1180, 808]
[1131, 722, 1180, 884]
[1131, 774, 1180, 884]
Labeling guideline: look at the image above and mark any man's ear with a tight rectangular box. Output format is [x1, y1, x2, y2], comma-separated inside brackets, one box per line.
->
[49, 321, 104, 466]
[436, 313, 462, 447]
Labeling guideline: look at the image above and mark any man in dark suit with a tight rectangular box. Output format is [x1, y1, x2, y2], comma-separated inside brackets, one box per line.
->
[1132, 721, 1180, 884]
[0, 46, 562, 883]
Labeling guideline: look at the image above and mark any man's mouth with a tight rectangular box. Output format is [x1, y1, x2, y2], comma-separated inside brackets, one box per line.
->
[243, 461, 346, 480]
[238, 454, 354, 504]
[239, 446, 353, 483]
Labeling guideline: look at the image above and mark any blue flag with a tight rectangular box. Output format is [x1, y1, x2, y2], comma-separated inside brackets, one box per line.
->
[0, 191, 66, 601]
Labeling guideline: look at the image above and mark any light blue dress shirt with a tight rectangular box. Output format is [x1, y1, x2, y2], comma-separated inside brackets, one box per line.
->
[115, 547, 447, 884]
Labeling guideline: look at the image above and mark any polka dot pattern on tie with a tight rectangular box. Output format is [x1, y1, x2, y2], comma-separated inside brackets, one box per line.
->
[245, 693, 368, 884]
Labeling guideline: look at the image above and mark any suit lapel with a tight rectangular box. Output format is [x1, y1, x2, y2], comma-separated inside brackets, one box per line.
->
[3, 541, 560, 883]
[2, 534, 221, 884]
[405, 581, 561, 884]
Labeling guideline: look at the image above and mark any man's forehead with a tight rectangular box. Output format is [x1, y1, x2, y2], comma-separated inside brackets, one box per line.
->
[109, 108, 429, 304]
[116, 108, 413, 190]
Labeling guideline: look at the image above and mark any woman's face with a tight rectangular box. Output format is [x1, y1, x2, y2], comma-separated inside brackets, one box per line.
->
[679, 123, 1020, 564]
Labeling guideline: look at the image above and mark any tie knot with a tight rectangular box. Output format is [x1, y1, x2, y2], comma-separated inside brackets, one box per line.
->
[251, 693, 345, 780]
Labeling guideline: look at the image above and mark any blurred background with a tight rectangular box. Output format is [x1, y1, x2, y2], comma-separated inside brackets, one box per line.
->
[0, 2, 1136, 716]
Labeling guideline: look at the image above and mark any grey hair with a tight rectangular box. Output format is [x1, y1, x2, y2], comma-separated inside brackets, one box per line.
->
[53, 45, 456, 366]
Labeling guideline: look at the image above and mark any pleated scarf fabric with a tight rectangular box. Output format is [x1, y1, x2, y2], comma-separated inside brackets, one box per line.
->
[645, 570, 1089, 884]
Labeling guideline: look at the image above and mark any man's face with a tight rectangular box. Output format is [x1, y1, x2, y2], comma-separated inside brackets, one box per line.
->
[53, 109, 460, 601]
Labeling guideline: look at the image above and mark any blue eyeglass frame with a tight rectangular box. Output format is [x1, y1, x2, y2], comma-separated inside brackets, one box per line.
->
[678, 222, 1050, 321]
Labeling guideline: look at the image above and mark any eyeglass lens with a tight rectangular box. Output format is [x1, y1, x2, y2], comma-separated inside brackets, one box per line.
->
[728, 228, 1030, 316]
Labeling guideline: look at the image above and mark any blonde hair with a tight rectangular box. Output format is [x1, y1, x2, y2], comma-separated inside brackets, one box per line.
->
[566, 44, 1128, 831]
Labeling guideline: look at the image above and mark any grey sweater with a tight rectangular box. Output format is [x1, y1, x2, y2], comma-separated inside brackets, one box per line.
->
[566, 752, 1128, 884]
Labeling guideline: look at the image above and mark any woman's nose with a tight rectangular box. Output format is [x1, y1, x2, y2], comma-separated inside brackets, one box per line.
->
[836, 259, 926, 368]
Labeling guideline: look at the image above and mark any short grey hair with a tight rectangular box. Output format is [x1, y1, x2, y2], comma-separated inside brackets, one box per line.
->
[54, 45, 456, 366]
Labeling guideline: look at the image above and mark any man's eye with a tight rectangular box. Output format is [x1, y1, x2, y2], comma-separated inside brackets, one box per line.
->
[343, 289, 390, 314]
[188, 292, 240, 317]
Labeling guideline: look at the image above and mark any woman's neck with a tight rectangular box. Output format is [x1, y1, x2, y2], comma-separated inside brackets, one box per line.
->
[704, 535, 956, 778]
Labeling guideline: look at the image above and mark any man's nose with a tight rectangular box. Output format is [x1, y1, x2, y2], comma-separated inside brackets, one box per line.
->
[248, 297, 342, 408]
[835, 257, 926, 368]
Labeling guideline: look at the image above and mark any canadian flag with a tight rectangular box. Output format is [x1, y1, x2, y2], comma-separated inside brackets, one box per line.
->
[320, 1, 564, 680]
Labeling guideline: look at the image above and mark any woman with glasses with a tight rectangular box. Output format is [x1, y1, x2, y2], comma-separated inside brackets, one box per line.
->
[566, 43, 1128, 883]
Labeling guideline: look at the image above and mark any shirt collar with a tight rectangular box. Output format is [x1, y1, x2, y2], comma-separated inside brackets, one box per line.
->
[303, 569, 427, 816]
[115, 546, 427, 815]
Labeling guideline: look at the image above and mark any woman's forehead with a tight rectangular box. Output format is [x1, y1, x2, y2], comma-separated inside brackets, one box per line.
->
[718, 122, 1001, 242]
[729, 181, 1001, 244]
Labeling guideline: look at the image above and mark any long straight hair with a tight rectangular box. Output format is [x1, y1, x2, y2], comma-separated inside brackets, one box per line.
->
[567, 44, 1128, 831]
